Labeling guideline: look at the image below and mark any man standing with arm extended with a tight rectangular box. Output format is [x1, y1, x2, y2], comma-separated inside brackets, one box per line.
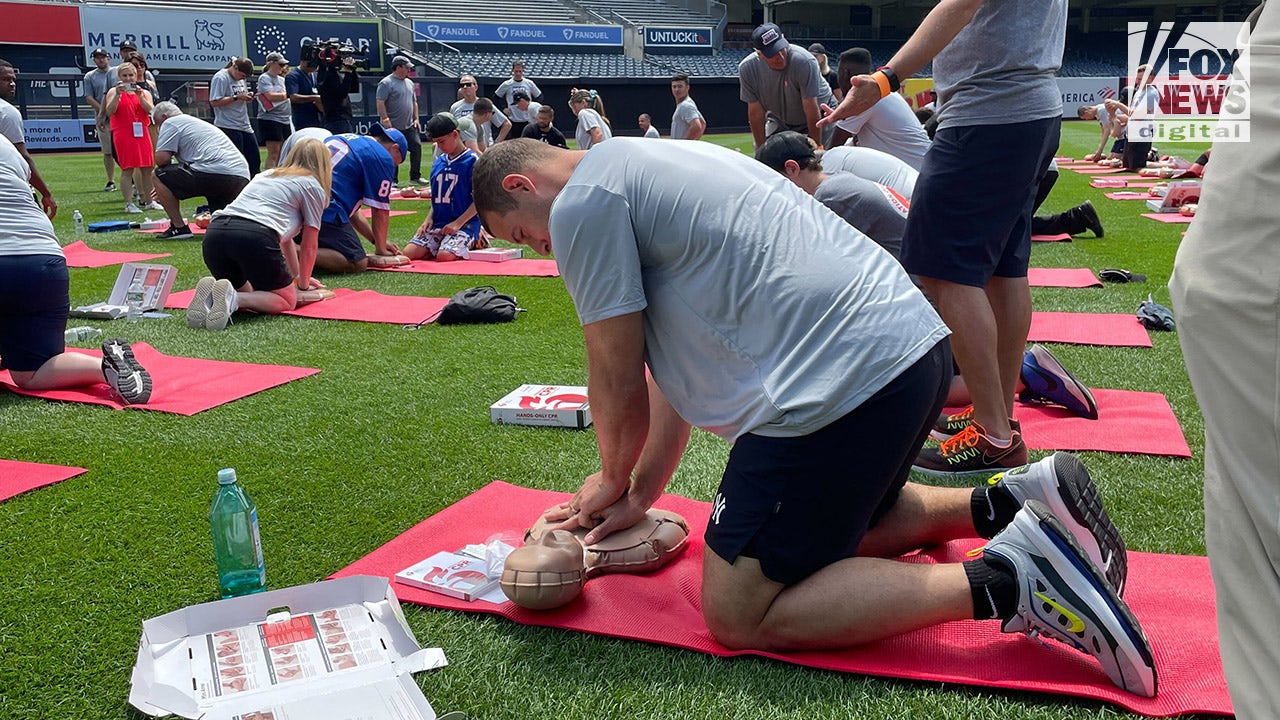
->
[0, 60, 54, 217]
[83, 48, 116, 191]
[286, 57, 323, 130]
[821, 0, 1068, 477]
[377, 56, 423, 185]
[670, 73, 706, 141]
[739, 24, 824, 148]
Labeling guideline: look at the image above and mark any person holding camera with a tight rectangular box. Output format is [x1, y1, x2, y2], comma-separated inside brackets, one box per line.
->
[318, 49, 359, 135]
[377, 56, 422, 184]
[104, 62, 159, 214]
[210, 58, 260, 177]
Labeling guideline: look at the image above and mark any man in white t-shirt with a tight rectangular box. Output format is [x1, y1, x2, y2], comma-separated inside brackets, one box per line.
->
[821, 145, 918, 200]
[1078, 102, 1121, 162]
[495, 61, 542, 138]
[151, 102, 251, 239]
[465, 140, 1154, 696]
[0, 60, 54, 217]
[638, 114, 660, 138]
[830, 48, 932, 170]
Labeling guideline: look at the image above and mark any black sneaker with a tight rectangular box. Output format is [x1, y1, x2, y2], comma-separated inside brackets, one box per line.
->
[157, 223, 194, 240]
[104, 181, 116, 192]
[1078, 200, 1104, 237]
[101, 338, 152, 405]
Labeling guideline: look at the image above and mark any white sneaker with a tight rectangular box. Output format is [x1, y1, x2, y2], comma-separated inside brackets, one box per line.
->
[187, 276, 216, 329]
[124, 203, 143, 214]
[146, 201, 164, 211]
[206, 278, 238, 331]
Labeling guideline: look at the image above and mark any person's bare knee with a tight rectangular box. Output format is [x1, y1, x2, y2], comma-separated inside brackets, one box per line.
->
[403, 243, 429, 260]
[700, 547, 785, 650]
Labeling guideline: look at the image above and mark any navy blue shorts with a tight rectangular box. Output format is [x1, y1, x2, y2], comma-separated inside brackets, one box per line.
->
[203, 215, 293, 292]
[0, 254, 70, 372]
[703, 340, 952, 585]
[312, 220, 366, 263]
[901, 118, 1060, 287]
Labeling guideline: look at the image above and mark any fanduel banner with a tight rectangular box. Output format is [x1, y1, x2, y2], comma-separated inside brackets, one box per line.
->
[1056, 77, 1120, 119]
[244, 16, 384, 71]
[413, 21, 622, 47]
[81, 6, 243, 69]
[643, 27, 712, 48]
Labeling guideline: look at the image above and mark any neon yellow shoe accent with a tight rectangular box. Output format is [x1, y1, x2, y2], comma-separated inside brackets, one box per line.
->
[1034, 591, 1086, 633]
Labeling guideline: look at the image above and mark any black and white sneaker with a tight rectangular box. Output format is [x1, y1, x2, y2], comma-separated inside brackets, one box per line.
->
[101, 338, 152, 405]
[104, 181, 116, 192]
[157, 223, 194, 240]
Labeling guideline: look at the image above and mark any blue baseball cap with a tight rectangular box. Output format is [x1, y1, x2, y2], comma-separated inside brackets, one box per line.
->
[369, 124, 408, 164]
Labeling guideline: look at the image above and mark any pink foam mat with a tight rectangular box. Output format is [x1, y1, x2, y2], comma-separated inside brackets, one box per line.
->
[1012, 388, 1191, 457]
[0, 343, 319, 414]
[1104, 192, 1155, 200]
[1029, 312, 1153, 347]
[369, 258, 561, 277]
[0, 459, 87, 502]
[165, 287, 448, 325]
[1142, 213, 1194, 224]
[333, 481, 1230, 717]
[61, 240, 171, 268]
[1031, 233, 1072, 242]
[1069, 166, 1136, 175]
[138, 210, 415, 235]
[1027, 268, 1102, 288]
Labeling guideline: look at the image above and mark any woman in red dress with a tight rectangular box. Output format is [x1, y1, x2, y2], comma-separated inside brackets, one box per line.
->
[104, 63, 159, 214]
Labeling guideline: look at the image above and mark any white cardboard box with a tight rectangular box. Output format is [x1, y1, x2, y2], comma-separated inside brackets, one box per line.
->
[1146, 181, 1200, 212]
[129, 575, 448, 720]
[468, 248, 523, 263]
[490, 384, 592, 429]
[71, 262, 177, 319]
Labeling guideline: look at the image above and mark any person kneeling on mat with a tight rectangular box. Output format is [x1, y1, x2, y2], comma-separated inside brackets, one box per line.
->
[405, 114, 486, 262]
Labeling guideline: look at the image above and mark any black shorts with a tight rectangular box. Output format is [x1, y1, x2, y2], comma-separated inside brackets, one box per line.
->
[154, 165, 249, 211]
[704, 340, 952, 585]
[508, 121, 529, 140]
[258, 120, 291, 143]
[900, 118, 1059, 287]
[203, 215, 292, 292]
[311, 220, 366, 263]
[1123, 140, 1152, 171]
[0, 254, 70, 372]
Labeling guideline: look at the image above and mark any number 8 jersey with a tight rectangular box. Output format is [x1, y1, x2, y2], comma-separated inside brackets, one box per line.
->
[429, 147, 480, 237]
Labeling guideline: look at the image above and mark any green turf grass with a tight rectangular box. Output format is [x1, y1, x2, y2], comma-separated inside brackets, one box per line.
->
[0, 124, 1216, 719]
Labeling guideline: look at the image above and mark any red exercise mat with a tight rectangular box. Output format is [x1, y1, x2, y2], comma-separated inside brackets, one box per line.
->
[166, 287, 449, 325]
[369, 258, 561, 277]
[1142, 213, 1194, 224]
[0, 459, 86, 502]
[1031, 233, 1072, 242]
[1104, 192, 1154, 201]
[0, 343, 318, 415]
[139, 224, 205, 235]
[357, 208, 415, 218]
[1013, 389, 1191, 457]
[1027, 268, 1103, 288]
[333, 481, 1230, 717]
[1029, 312, 1153, 347]
[1069, 166, 1136, 175]
[61, 240, 171, 268]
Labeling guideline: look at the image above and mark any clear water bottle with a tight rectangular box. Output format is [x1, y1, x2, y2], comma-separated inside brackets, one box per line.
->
[73, 210, 85, 236]
[209, 468, 267, 599]
[126, 278, 145, 323]
[63, 326, 103, 344]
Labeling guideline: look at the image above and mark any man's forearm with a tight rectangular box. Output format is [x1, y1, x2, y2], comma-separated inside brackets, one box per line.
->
[747, 103, 766, 148]
[804, 99, 822, 146]
[583, 313, 651, 491]
[628, 376, 690, 508]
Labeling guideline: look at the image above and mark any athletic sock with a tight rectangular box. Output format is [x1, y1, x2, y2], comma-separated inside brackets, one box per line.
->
[964, 556, 1018, 621]
[971, 484, 1022, 539]
[983, 432, 1013, 448]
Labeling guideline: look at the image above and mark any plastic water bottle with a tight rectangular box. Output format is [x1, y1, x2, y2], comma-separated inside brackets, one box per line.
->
[73, 210, 85, 237]
[209, 468, 267, 599]
[63, 326, 103, 344]
[126, 278, 145, 323]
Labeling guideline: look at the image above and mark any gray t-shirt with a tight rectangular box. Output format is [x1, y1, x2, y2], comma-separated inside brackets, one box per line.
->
[549, 138, 948, 441]
[450, 98, 475, 118]
[280, 127, 330, 161]
[209, 68, 253, 133]
[214, 171, 326, 240]
[376, 74, 416, 130]
[821, 146, 919, 200]
[933, 0, 1067, 128]
[671, 96, 703, 140]
[833, 92, 932, 171]
[83, 68, 112, 106]
[256, 72, 291, 125]
[0, 136, 58, 257]
[157, 114, 250, 178]
[495, 78, 542, 122]
[813, 172, 909, 260]
[0, 99, 23, 145]
[738, 46, 824, 130]
[643, 126, 660, 138]
[575, 108, 611, 150]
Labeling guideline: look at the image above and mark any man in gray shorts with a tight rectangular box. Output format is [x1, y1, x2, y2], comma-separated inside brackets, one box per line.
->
[739, 24, 825, 148]
[82, 48, 116, 191]
[468, 138, 1155, 696]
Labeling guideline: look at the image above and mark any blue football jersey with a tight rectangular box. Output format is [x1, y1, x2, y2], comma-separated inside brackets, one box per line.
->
[322, 134, 396, 225]
[429, 148, 480, 237]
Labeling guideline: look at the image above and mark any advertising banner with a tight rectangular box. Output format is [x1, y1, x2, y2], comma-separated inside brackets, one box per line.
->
[243, 16, 383, 71]
[643, 27, 712, 48]
[23, 119, 96, 150]
[80, 6, 243, 69]
[413, 21, 622, 47]
[0, 2, 81, 46]
[1056, 77, 1120, 119]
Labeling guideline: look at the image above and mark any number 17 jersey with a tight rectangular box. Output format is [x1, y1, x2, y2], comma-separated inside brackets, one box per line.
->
[430, 148, 480, 237]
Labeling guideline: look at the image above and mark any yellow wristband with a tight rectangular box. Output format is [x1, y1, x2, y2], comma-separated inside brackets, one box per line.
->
[871, 71, 891, 99]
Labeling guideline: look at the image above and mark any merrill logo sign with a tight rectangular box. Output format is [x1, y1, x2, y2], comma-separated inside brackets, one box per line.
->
[1128, 21, 1249, 142]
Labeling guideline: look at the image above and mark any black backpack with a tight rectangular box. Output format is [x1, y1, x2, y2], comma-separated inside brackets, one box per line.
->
[436, 286, 521, 325]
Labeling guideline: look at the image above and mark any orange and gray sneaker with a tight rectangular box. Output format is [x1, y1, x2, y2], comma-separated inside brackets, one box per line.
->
[914, 421, 1028, 477]
[931, 405, 1021, 442]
